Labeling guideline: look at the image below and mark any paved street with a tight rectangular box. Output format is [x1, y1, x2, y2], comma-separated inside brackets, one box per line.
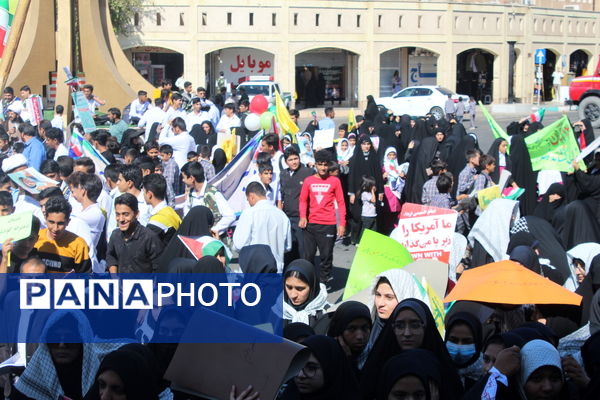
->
[296, 107, 583, 303]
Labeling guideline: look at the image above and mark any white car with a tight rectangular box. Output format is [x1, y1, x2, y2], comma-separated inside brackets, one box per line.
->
[376, 86, 470, 120]
[236, 77, 292, 108]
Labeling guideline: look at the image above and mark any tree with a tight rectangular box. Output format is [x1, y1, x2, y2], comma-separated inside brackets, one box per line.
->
[108, 0, 144, 35]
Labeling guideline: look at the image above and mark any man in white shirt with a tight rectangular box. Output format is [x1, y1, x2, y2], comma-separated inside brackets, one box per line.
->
[215, 103, 240, 135]
[138, 98, 167, 142]
[181, 161, 235, 236]
[45, 127, 69, 160]
[67, 172, 106, 248]
[51, 105, 65, 132]
[128, 90, 151, 124]
[161, 93, 187, 138]
[157, 117, 196, 169]
[185, 98, 210, 131]
[233, 182, 291, 272]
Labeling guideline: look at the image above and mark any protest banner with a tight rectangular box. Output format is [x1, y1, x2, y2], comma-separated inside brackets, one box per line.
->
[71, 91, 96, 133]
[525, 115, 585, 172]
[312, 128, 334, 149]
[391, 203, 457, 264]
[478, 101, 510, 152]
[343, 229, 413, 300]
[166, 307, 309, 400]
[0, 211, 33, 243]
[8, 168, 58, 194]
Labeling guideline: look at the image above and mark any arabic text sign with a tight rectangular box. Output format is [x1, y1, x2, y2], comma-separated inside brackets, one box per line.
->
[0, 211, 33, 243]
[221, 48, 274, 85]
[525, 115, 584, 172]
[391, 203, 457, 264]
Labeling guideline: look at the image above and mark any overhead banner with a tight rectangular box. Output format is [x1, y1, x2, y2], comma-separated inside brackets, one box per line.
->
[391, 203, 457, 264]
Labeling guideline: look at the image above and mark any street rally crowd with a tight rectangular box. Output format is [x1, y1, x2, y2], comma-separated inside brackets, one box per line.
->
[0, 78, 598, 400]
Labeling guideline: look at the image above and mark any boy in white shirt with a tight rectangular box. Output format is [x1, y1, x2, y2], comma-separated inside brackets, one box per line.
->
[67, 171, 106, 248]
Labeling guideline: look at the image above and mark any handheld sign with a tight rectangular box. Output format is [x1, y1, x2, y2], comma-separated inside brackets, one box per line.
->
[0, 211, 33, 243]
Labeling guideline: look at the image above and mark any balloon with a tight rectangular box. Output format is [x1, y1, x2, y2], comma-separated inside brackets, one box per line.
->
[244, 113, 261, 131]
[260, 112, 274, 130]
[249, 94, 269, 114]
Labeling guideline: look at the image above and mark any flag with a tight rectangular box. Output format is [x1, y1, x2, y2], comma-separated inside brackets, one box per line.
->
[478, 101, 511, 153]
[524, 115, 585, 172]
[502, 187, 525, 200]
[0, 0, 13, 58]
[274, 91, 299, 137]
[178, 235, 232, 261]
[209, 131, 264, 217]
[348, 108, 357, 132]
[529, 108, 545, 123]
[69, 130, 110, 173]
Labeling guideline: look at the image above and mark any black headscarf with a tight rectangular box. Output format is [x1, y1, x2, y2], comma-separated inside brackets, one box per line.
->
[558, 199, 600, 249]
[447, 134, 479, 182]
[284, 259, 321, 311]
[364, 95, 379, 123]
[282, 335, 360, 400]
[93, 344, 161, 400]
[360, 299, 463, 400]
[534, 183, 566, 223]
[509, 245, 542, 275]
[403, 136, 440, 203]
[190, 121, 217, 149]
[582, 331, 600, 400]
[399, 114, 415, 157]
[167, 256, 224, 273]
[238, 244, 278, 273]
[377, 350, 444, 400]
[487, 138, 512, 184]
[348, 136, 384, 202]
[157, 206, 214, 271]
[444, 312, 484, 368]
[212, 148, 227, 173]
[412, 118, 430, 142]
[575, 254, 600, 326]
[283, 322, 315, 343]
[445, 122, 467, 157]
[509, 134, 538, 216]
[327, 301, 371, 337]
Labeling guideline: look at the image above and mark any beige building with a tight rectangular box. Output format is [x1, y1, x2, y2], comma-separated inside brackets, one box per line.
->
[118, 0, 600, 108]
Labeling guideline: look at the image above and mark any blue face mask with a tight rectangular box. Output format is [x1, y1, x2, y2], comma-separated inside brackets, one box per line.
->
[446, 341, 477, 365]
[10, 187, 19, 204]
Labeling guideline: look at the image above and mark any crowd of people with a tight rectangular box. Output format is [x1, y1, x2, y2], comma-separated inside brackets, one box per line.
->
[0, 78, 598, 400]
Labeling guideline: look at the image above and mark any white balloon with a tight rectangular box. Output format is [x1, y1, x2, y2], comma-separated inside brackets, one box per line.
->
[244, 113, 261, 131]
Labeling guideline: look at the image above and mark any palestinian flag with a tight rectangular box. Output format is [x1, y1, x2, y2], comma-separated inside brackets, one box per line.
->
[502, 187, 525, 200]
[178, 235, 231, 262]
[529, 108, 545, 123]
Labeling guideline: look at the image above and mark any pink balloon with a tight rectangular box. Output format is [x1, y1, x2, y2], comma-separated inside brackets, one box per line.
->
[249, 94, 269, 114]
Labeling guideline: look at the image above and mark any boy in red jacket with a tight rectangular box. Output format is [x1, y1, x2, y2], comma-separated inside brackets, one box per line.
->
[299, 150, 346, 289]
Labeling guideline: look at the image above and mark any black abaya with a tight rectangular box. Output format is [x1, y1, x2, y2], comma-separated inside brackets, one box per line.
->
[509, 134, 538, 216]
[402, 136, 440, 204]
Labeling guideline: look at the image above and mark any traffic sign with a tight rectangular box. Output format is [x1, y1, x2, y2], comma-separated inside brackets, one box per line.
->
[535, 49, 547, 65]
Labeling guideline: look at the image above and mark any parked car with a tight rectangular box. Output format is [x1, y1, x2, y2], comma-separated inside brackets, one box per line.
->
[376, 86, 470, 120]
[236, 76, 292, 108]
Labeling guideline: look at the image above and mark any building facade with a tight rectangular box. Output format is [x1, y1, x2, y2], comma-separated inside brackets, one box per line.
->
[118, 0, 600, 107]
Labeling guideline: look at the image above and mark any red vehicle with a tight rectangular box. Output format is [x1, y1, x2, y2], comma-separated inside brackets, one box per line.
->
[569, 59, 600, 127]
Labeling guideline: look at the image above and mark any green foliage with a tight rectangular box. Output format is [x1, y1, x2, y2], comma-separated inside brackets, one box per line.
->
[108, 0, 144, 35]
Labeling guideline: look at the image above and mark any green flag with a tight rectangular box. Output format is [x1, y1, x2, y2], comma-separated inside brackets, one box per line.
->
[525, 115, 585, 172]
[343, 229, 413, 300]
[478, 101, 511, 153]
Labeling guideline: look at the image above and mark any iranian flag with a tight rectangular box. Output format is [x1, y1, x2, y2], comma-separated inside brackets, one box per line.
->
[529, 108, 545, 123]
[0, 0, 17, 58]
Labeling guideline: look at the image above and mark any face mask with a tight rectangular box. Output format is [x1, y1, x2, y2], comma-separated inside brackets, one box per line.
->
[446, 341, 477, 365]
[10, 187, 19, 204]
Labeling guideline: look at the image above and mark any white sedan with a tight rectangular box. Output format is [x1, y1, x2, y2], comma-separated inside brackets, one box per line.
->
[376, 86, 470, 120]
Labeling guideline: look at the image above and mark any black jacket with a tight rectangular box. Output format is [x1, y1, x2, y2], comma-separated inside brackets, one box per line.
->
[280, 164, 314, 218]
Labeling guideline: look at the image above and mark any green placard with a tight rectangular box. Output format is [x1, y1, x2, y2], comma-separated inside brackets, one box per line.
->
[343, 229, 413, 300]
